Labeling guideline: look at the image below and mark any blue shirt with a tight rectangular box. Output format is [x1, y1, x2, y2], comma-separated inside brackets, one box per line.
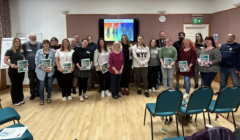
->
[220, 42, 240, 70]
[35, 49, 55, 81]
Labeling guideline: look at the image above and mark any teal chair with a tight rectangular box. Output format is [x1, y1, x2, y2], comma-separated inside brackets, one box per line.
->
[164, 137, 184, 140]
[233, 127, 240, 140]
[0, 123, 33, 140]
[180, 86, 213, 136]
[208, 85, 240, 130]
[0, 98, 21, 125]
[143, 88, 183, 140]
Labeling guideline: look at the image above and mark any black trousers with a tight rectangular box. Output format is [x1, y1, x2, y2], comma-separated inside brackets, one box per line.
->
[8, 68, 25, 104]
[120, 59, 132, 88]
[28, 70, 39, 95]
[78, 77, 88, 95]
[58, 72, 73, 97]
[97, 71, 110, 91]
[148, 66, 160, 89]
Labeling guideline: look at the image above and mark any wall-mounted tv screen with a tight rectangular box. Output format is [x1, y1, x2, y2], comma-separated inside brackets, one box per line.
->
[99, 19, 139, 42]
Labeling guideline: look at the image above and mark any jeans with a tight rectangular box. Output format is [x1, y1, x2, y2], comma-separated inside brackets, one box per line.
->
[28, 70, 39, 95]
[220, 67, 240, 91]
[8, 67, 25, 104]
[110, 73, 122, 97]
[183, 76, 191, 93]
[200, 72, 217, 87]
[87, 64, 95, 86]
[148, 66, 160, 89]
[161, 65, 175, 88]
[194, 60, 204, 86]
[39, 75, 53, 100]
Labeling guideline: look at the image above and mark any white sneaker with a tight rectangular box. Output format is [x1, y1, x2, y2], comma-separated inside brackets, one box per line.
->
[68, 96, 72, 100]
[183, 93, 189, 99]
[62, 97, 67, 101]
[101, 91, 105, 98]
[148, 89, 152, 92]
[105, 90, 111, 96]
[14, 102, 21, 106]
[83, 93, 88, 99]
[152, 87, 156, 93]
[20, 101, 25, 104]
[79, 95, 84, 102]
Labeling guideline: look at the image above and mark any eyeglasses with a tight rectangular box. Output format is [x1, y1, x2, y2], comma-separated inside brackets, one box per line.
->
[227, 36, 234, 38]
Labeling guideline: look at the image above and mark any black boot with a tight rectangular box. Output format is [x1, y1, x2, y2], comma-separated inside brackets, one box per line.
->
[194, 84, 198, 89]
[72, 87, 76, 94]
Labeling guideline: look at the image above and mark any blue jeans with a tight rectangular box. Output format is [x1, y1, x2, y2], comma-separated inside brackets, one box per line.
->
[220, 67, 240, 91]
[200, 72, 217, 87]
[39, 75, 53, 100]
[88, 64, 95, 86]
[194, 60, 204, 86]
[110, 73, 122, 97]
[183, 76, 190, 93]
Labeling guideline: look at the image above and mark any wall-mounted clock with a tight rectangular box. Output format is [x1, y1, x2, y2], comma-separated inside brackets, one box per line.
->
[159, 15, 166, 23]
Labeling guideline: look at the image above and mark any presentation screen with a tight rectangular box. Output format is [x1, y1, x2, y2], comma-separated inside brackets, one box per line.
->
[99, 19, 139, 42]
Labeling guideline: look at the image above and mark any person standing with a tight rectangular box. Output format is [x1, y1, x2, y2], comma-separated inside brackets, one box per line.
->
[173, 32, 185, 89]
[194, 33, 204, 89]
[22, 33, 42, 100]
[94, 38, 111, 98]
[132, 35, 150, 97]
[4, 37, 25, 106]
[198, 36, 222, 87]
[55, 39, 75, 101]
[72, 38, 92, 102]
[109, 41, 124, 99]
[86, 35, 97, 91]
[74, 35, 82, 48]
[177, 39, 197, 96]
[120, 35, 133, 96]
[148, 39, 161, 93]
[156, 31, 166, 89]
[159, 38, 177, 90]
[35, 40, 55, 105]
[215, 33, 240, 95]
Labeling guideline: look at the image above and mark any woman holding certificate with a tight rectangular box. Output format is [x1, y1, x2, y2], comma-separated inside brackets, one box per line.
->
[198, 36, 222, 87]
[55, 39, 75, 101]
[35, 40, 55, 105]
[177, 39, 197, 96]
[4, 37, 26, 106]
[72, 38, 93, 102]
[94, 38, 111, 98]
[159, 38, 177, 90]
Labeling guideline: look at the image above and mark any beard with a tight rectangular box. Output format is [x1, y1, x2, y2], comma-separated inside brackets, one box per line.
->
[29, 40, 37, 45]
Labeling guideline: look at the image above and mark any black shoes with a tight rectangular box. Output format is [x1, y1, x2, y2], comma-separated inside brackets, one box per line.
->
[137, 90, 142, 95]
[30, 95, 35, 100]
[72, 87, 76, 94]
[194, 84, 198, 89]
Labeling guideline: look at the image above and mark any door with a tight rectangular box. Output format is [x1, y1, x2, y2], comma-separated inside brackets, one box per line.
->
[183, 24, 209, 42]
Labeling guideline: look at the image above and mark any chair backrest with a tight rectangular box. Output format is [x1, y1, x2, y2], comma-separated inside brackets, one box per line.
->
[233, 127, 240, 140]
[154, 88, 183, 115]
[214, 85, 240, 111]
[185, 86, 213, 112]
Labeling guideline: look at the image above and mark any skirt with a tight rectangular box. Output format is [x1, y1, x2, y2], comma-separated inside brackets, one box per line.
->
[74, 67, 91, 78]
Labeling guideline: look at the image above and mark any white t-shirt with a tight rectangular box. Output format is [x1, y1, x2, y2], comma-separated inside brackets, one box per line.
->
[55, 49, 74, 69]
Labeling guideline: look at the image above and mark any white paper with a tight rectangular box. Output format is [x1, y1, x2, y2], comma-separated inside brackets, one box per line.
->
[0, 127, 27, 139]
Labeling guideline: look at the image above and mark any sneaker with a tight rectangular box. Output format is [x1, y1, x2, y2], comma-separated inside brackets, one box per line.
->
[83, 93, 88, 99]
[79, 95, 84, 102]
[20, 101, 25, 104]
[194, 84, 198, 89]
[29, 95, 35, 100]
[112, 95, 119, 100]
[183, 93, 189, 98]
[117, 94, 122, 99]
[175, 83, 179, 89]
[148, 89, 152, 93]
[144, 92, 150, 97]
[105, 90, 111, 96]
[68, 96, 72, 100]
[101, 91, 105, 98]
[152, 87, 156, 93]
[14, 102, 21, 106]
[62, 97, 67, 101]
[137, 89, 142, 95]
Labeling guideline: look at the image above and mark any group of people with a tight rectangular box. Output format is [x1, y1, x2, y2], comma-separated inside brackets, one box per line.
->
[4, 31, 240, 106]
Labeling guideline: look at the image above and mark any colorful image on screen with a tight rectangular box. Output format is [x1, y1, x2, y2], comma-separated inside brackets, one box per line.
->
[104, 19, 134, 41]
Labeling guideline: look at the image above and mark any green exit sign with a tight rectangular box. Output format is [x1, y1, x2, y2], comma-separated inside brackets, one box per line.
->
[192, 18, 202, 24]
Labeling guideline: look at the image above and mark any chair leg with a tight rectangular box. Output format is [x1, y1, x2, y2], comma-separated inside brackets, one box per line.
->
[215, 113, 219, 121]
[227, 112, 230, 119]
[17, 120, 20, 123]
[175, 115, 179, 137]
[195, 114, 197, 122]
[144, 107, 147, 125]
[207, 112, 211, 125]
[13, 120, 15, 124]
[232, 111, 237, 130]
[151, 114, 154, 140]
[181, 115, 185, 136]
[202, 112, 206, 126]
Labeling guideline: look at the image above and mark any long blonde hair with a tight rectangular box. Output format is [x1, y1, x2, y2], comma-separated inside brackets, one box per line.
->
[11, 37, 23, 53]
[60, 39, 71, 51]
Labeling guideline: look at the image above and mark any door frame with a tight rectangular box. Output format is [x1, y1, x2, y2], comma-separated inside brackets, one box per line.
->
[183, 23, 210, 36]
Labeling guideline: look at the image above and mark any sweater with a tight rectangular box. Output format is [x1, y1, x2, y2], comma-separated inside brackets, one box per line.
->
[132, 44, 150, 67]
[220, 42, 240, 70]
[72, 47, 93, 67]
[148, 47, 161, 66]
[109, 51, 124, 74]
[94, 48, 111, 71]
[159, 46, 178, 62]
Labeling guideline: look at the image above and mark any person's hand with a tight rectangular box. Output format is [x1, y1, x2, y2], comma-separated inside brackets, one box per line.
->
[44, 68, 49, 73]
[186, 67, 190, 72]
[79, 67, 84, 71]
[99, 68, 103, 71]
[27, 64, 29, 66]
[234, 70, 239, 73]
[209, 61, 213, 65]
[198, 61, 202, 65]
[47, 68, 53, 72]
[178, 65, 181, 69]
[107, 65, 110, 69]
[119, 69, 123, 74]
[203, 62, 208, 67]
[168, 65, 172, 69]
[115, 70, 119, 74]
[141, 62, 145, 66]
[71, 68, 74, 72]
[59, 68, 64, 73]
[162, 65, 167, 68]
[13, 65, 20, 69]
